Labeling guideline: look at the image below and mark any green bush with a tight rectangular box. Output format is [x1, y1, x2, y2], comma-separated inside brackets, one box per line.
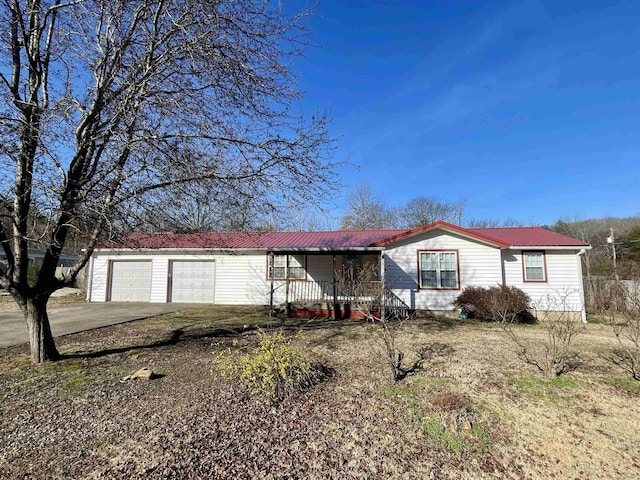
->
[454, 285, 532, 323]
[212, 330, 326, 401]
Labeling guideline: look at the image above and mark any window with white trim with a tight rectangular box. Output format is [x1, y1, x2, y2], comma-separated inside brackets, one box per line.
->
[523, 251, 546, 281]
[268, 254, 306, 280]
[419, 251, 459, 289]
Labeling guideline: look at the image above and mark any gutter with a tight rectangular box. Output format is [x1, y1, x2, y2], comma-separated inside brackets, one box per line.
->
[93, 246, 387, 254]
[508, 245, 592, 251]
[576, 249, 588, 323]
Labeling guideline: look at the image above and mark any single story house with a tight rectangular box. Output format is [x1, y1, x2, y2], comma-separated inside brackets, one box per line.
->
[87, 221, 590, 319]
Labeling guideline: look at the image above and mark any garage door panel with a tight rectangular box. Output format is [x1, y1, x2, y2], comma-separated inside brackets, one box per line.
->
[171, 261, 215, 303]
[110, 261, 152, 302]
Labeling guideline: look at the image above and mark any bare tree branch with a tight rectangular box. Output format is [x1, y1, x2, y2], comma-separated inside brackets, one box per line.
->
[0, 0, 337, 362]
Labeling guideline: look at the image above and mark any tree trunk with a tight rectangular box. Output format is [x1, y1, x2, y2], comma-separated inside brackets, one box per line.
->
[23, 297, 59, 363]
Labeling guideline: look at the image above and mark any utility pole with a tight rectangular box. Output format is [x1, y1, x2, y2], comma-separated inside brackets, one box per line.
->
[608, 227, 620, 282]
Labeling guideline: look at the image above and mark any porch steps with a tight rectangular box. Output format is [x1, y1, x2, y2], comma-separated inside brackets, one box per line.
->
[382, 287, 413, 320]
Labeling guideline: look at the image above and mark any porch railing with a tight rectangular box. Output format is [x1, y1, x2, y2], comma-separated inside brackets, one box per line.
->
[288, 280, 381, 303]
[288, 280, 334, 303]
[283, 280, 411, 319]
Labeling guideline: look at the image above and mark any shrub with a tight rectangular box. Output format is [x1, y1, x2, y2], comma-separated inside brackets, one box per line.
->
[457, 286, 583, 377]
[454, 285, 531, 323]
[594, 277, 640, 381]
[212, 330, 326, 401]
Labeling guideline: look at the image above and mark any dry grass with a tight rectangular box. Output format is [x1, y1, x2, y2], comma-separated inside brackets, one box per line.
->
[0, 290, 86, 311]
[1, 306, 639, 479]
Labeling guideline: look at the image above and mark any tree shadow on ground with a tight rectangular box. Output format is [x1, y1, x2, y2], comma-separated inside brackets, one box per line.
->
[61, 328, 189, 359]
[395, 341, 455, 381]
[61, 320, 285, 359]
[59, 310, 465, 360]
[414, 314, 473, 333]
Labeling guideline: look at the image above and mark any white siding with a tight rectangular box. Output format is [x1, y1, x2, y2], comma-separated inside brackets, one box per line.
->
[89, 250, 275, 305]
[89, 257, 109, 302]
[502, 249, 584, 312]
[89, 244, 585, 313]
[89, 251, 376, 305]
[384, 231, 503, 310]
[214, 252, 273, 305]
[151, 257, 169, 302]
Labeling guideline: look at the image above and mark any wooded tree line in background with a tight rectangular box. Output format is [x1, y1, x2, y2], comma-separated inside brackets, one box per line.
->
[142, 180, 523, 233]
[546, 216, 640, 280]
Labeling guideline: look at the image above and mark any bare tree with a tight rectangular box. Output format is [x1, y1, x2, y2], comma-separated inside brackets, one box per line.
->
[135, 180, 267, 233]
[259, 201, 339, 232]
[455, 286, 583, 377]
[527, 291, 584, 377]
[340, 185, 469, 231]
[465, 218, 501, 228]
[594, 277, 640, 381]
[465, 217, 523, 228]
[335, 262, 422, 382]
[400, 196, 466, 227]
[340, 182, 397, 230]
[498, 290, 584, 378]
[0, 0, 336, 362]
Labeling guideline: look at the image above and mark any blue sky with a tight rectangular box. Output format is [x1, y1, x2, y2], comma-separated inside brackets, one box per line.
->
[294, 0, 640, 226]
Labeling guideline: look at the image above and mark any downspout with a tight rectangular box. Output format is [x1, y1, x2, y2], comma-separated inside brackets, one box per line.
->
[577, 249, 587, 323]
[332, 254, 337, 320]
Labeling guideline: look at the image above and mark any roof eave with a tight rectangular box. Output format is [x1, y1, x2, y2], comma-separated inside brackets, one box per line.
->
[93, 246, 386, 254]
[372, 220, 510, 248]
[508, 245, 592, 250]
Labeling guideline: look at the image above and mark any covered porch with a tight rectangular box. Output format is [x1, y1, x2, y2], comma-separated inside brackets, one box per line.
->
[266, 251, 410, 319]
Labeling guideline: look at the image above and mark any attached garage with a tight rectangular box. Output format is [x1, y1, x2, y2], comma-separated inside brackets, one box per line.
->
[108, 260, 152, 302]
[169, 260, 216, 303]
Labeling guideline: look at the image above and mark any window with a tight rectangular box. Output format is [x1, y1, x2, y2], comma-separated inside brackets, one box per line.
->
[418, 251, 459, 289]
[268, 254, 306, 280]
[523, 251, 546, 282]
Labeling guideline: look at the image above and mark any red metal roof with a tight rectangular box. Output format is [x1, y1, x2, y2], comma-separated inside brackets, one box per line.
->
[101, 224, 589, 250]
[469, 227, 590, 247]
[106, 229, 406, 250]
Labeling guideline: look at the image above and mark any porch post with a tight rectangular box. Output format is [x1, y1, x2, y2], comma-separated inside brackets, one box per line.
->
[332, 254, 337, 320]
[380, 251, 386, 321]
[269, 252, 274, 316]
[285, 279, 291, 316]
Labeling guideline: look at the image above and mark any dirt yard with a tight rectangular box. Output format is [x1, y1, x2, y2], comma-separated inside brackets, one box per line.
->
[1, 306, 638, 479]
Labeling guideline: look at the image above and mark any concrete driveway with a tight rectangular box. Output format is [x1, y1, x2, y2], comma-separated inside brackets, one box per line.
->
[0, 302, 200, 348]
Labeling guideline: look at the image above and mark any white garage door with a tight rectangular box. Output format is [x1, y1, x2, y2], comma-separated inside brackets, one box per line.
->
[109, 261, 152, 302]
[170, 261, 215, 303]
